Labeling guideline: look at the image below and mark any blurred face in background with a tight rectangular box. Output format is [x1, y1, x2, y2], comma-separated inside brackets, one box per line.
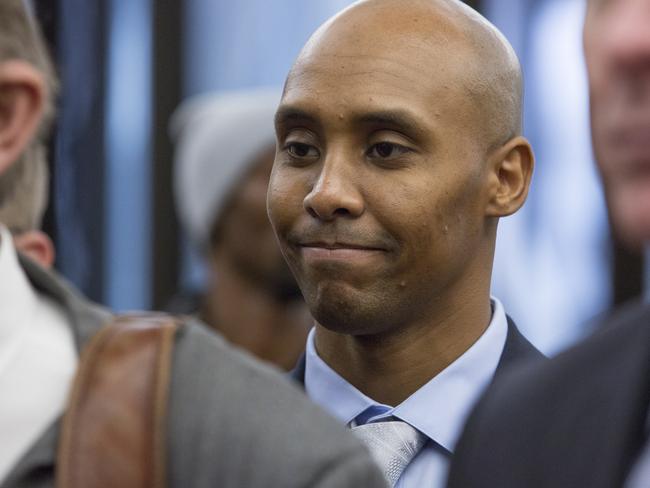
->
[584, 0, 650, 248]
[211, 145, 300, 300]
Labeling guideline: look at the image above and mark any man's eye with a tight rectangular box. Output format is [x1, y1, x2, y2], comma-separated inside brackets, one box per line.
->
[367, 142, 409, 159]
[287, 142, 318, 158]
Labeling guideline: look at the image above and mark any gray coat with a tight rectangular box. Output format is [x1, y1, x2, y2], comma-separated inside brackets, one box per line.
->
[2, 258, 386, 488]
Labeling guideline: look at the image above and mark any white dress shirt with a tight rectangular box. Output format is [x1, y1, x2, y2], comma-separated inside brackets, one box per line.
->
[304, 297, 508, 487]
[0, 226, 77, 482]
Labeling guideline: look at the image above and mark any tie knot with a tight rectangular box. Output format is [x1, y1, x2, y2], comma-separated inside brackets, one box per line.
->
[352, 420, 426, 487]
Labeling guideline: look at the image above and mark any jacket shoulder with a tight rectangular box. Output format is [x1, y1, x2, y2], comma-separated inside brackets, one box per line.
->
[448, 302, 650, 488]
[167, 321, 386, 488]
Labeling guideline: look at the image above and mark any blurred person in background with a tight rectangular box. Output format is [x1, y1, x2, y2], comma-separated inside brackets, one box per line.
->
[171, 89, 310, 370]
[0, 120, 54, 269]
[490, 0, 611, 355]
[447, 0, 650, 486]
[0, 2, 386, 486]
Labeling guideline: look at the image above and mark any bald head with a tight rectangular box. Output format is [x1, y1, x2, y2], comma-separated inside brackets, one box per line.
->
[287, 0, 522, 150]
[269, 0, 533, 338]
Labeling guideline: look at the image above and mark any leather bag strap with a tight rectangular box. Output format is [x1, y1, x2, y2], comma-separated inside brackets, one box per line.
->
[56, 314, 181, 488]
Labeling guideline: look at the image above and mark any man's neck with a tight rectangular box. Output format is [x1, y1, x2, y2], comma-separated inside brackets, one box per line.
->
[313, 293, 492, 406]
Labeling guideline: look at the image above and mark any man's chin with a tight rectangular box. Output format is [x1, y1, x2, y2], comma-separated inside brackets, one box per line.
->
[314, 315, 379, 336]
[307, 284, 392, 336]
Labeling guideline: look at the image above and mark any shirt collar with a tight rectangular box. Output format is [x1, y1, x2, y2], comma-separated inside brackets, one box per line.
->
[0, 225, 39, 351]
[305, 330, 379, 424]
[304, 297, 508, 453]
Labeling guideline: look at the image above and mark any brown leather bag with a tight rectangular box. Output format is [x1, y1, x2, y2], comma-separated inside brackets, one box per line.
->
[56, 314, 182, 488]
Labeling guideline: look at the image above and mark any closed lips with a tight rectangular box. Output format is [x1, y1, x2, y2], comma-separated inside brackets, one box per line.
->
[299, 242, 385, 251]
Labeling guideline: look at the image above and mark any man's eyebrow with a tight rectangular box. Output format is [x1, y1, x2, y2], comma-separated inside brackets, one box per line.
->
[274, 106, 317, 127]
[274, 106, 430, 141]
[356, 110, 428, 139]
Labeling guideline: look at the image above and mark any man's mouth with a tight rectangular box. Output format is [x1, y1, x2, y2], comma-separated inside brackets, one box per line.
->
[295, 241, 388, 264]
[298, 241, 385, 251]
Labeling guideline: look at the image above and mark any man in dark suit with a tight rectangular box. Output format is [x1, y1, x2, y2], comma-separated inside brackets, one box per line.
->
[267, 0, 543, 486]
[446, 1, 650, 487]
[0, 1, 386, 487]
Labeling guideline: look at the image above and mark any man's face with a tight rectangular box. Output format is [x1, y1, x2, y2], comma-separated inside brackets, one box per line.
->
[268, 30, 496, 335]
[213, 146, 299, 299]
[584, 0, 650, 248]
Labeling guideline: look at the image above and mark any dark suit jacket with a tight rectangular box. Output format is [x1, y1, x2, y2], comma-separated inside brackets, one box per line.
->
[2, 257, 387, 488]
[290, 316, 544, 387]
[447, 301, 650, 488]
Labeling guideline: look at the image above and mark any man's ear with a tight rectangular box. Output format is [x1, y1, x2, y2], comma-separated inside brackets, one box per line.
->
[0, 60, 46, 176]
[13, 230, 55, 269]
[485, 136, 534, 217]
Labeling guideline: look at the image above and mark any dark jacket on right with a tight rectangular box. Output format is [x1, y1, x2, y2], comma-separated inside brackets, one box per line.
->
[447, 301, 650, 488]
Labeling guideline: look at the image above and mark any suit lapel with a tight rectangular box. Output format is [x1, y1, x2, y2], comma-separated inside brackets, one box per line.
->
[19, 256, 111, 351]
[494, 315, 544, 379]
[0, 421, 59, 487]
[1, 257, 111, 488]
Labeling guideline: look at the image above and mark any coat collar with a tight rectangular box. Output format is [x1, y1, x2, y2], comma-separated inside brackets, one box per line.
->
[1, 257, 111, 488]
[19, 255, 111, 353]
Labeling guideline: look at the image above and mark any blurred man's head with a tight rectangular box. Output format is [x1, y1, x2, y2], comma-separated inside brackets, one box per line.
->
[0, 145, 54, 267]
[268, 0, 533, 336]
[173, 89, 299, 299]
[0, 0, 56, 266]
[206, 144, 299, 298]
[173, 89, 309, 370]
[584, 0, 650, 249]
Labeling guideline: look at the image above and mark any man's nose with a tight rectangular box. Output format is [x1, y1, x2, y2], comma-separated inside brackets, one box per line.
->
[303, 155, 364, 221]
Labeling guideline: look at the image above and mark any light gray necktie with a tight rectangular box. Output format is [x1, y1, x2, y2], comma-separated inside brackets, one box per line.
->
[352, 420, 426, 487]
